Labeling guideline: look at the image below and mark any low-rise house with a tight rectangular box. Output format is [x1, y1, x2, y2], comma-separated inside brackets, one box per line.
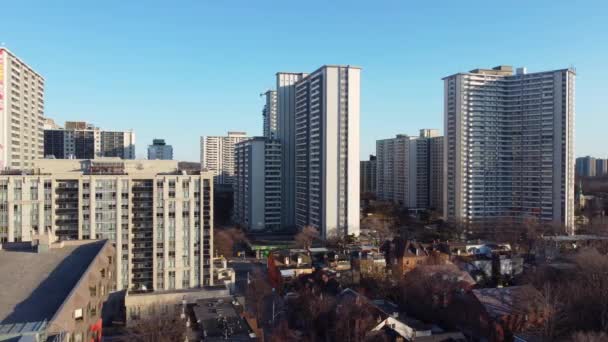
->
[379, 240, 450, 277]
[339, 289, 465, 342]
[447, 285, 545, 342]
[125, 285, 230, 327]
[213, 257, 236, 293]
[448, 241, 511, 257]
[455, 255, 524, 284]
[534, 235, 608, 261]
[352, 250, 387, 278]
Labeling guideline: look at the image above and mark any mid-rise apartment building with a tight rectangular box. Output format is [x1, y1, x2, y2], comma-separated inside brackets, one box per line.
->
[44, 121, 135, 159]
[0, 159, 214, 292]
[99, 131, 135, 159]
[147, 138, 173, 160]
[200, 131, 248, 185]
[444, 65, 575, 230]
[0, 48, 45, 170]
[360, 155, 377, 194]
[292, 65, 360, 238]
[262, 90, 278, 139]
[233, 137, 281, 231]
[376, 129, 443, 211]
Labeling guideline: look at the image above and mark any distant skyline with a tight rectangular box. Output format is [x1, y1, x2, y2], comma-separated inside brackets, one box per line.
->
[2, 0, 607, 161]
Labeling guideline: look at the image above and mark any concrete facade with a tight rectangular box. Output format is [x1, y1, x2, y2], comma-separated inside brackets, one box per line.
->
[233, 137, 282, 231]
[575, 156, 606, 177]
[0, 158, 214, 293]
[376, 130, 443, 211]
[200, 131, 249, 185]
[277, 72, 307, 230]
[293, 65, 361, 238]
[444, 66, 575, 230]
[147, 139, 173, 160]
[262, 90, 278, 139]
[0, 48, 45, 170]
[360, 155, 377, 194]
[44, 122, 135, 160]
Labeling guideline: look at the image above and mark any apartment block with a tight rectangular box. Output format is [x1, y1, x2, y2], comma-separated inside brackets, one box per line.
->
[277, 72, 307, 229]
[262, 90, 278, 139]
[0, 158, 214, 292]
[360, 155, 377, 194]
[0, 48, 45, 170]
[575, 156, 601, 177]
[233, 137, 282, 231]
[44, 121, 135, 159]
[376, 130, 443, 211]
[596, 159, 608, 177]
[100, 131, 135, 159]
[444, 65, 575, 229]
[292, 65, 360, 238]
[200, 131, 248, 185]
[376, 134, 410, 204]
[147, 138, 173, 160]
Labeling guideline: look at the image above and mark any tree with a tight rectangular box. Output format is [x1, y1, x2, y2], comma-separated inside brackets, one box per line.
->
[295, 225, 319, 250]
[269, 319, 305, 342]
[361, 215, 393, 246]
[214, 227, 247, 258]
[521, 247, 608, 339]
[571, 331, 608, 342]
[334, 296, 378, 342]
[398, 264, 474, 322]
[122, 311, 186, 342]
[246, 268, 273, 320]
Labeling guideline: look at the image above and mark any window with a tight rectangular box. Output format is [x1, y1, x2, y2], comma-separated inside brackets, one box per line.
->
[74, 308, 83, 320]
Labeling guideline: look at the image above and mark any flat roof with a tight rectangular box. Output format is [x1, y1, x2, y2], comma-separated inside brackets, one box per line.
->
[0, 240, 106, 325]
[193, 297, 252, 338]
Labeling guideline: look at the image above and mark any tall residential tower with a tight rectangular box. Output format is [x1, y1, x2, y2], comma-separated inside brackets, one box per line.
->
[292, 65, 361, 238]
[200, 132, 249, 185]
[0, 48, 45, 170]
[262, 90, 278, 139]
[276, 73, 307, 229]
[443, 65, 575, 230]
[376, 129, 443, 211]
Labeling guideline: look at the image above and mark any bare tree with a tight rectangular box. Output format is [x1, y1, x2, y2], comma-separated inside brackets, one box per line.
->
[269, 319, 305, 342]
[246, 268, 273, 320]
[334, 296, 378, 342]
[571, 331, 608, 342]
[295, 225, 319, 250]
[214, 227, 247, 257]
[361, 215, 393, 245]
[122, 311, 186, 342]
[398, 265, 474, 322]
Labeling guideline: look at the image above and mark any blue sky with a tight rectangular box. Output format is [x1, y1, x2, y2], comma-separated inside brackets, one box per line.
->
[1, 0, 607, 161]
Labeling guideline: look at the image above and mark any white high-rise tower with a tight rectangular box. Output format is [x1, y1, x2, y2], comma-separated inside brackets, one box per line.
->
[443, 65, 575, 231]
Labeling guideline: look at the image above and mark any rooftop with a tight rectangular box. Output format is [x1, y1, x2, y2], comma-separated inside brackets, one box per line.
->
[193, 297, 253, 340]
[472, 285, 542, 319]
[0, 240, 106, 325]
[0, 159, 210, 176]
